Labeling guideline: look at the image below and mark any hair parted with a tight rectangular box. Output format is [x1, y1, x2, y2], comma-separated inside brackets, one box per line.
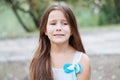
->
[30, 2, 85, 80]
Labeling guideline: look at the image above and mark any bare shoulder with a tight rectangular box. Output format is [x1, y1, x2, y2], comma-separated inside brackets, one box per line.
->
[77, 53, 91, 80]
[80, 53, 90, 64]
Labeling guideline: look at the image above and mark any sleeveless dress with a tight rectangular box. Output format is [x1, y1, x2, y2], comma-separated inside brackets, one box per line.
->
[52, 51, 83, 80]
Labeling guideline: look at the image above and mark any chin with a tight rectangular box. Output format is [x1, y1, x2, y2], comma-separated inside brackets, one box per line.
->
[53, 41, 65, 44]
[51, 40, 68, 44]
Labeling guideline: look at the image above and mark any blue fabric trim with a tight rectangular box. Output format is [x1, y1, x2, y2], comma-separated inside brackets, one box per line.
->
[63, 63, 83, 80]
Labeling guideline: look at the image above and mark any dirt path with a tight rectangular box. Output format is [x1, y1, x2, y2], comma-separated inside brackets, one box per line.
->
[0, 27, 120, 61]
[0, 27, 120, 80]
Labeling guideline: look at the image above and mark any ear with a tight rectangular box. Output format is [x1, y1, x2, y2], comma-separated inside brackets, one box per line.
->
[70, 30, 73, 35]
[45, 32, 48, 35]
[44, 29, 48, 35]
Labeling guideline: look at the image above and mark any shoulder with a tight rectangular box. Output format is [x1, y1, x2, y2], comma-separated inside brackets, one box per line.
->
[80, 53, 90, 64]
[77, 52, 91, 80]
[79, 52, 91, 70]
[76, 51, 90, 64]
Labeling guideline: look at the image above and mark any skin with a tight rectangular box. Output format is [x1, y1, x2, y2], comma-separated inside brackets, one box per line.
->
[45, 10, 91, 80]
[45, 10, 71, 45]
[77, 53, 91, 80]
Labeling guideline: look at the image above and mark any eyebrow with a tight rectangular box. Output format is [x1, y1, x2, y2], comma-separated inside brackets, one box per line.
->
[49, 19, 67, 22]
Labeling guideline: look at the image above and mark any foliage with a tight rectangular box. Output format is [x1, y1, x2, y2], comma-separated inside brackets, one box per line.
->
[0, 0, 120, 38]
[98, 0, 120, 25]
[1, 0, 52, 32]
[75, 8, 99, 27]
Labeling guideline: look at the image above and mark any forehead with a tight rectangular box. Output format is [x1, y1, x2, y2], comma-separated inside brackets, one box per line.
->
[48, 10, 67, 20]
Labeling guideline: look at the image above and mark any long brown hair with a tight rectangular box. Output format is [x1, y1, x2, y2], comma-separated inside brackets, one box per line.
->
[30, 2, 85, 80]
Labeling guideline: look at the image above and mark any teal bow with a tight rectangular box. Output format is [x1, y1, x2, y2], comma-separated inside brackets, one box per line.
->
[63, 63, 82, 80]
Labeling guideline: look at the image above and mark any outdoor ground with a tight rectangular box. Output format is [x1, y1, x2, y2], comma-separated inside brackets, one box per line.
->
[0, 27, 120, 80]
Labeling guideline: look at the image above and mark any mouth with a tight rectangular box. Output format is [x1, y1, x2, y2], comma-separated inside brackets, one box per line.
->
[53, 34, 65, 36]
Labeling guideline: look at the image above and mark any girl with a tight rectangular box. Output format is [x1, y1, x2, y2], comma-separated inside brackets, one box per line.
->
[30, 2, 91, 80]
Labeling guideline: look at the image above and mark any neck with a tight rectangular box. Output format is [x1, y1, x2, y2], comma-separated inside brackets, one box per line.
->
[50, 42, 72, 54]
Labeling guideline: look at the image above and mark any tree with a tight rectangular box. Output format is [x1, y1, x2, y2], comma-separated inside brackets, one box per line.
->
[99, 0, 120, 24]
[3, 0, 51, 32]
[5, 0, 31, 32]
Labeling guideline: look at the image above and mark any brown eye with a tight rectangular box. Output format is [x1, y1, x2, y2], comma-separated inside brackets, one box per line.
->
[63, 22, 68, 25]
[50, 23, 56, 25]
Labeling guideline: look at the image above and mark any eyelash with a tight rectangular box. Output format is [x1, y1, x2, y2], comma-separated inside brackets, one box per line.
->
[50, 22, 68, 25]
[63, 23, 68, 25]
[50, 23, 56, 25]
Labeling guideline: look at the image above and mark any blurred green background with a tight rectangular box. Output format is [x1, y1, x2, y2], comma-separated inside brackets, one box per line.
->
[0, 1, 120, 80]
[0, 0, 120, 38]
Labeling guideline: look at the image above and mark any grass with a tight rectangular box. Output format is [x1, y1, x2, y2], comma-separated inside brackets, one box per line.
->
[79, 24, 120, 31]
[1, 24, 119, 39]
[0, 5, 37, 39]
[0, 6, 120, 39]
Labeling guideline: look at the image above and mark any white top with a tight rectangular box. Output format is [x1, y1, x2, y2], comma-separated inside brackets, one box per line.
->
[52, 51, 82, 80]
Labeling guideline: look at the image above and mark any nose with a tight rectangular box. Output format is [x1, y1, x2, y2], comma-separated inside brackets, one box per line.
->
[56, 24, 62, 31]
[56, 28, 61, 31]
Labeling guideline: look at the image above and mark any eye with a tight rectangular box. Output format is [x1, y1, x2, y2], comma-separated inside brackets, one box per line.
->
[64, 22, 68, 25]
[50, 22, 56, 25]
[63, 22, 68, 25]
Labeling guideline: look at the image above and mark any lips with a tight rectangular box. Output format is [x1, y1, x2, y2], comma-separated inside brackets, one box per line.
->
[53, 34, 65, 36]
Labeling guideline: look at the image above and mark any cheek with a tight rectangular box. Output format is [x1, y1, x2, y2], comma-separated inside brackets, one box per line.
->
[66, 26, 71, 35]
[69, 27, 72, 35]
[45, 25, 53, 36]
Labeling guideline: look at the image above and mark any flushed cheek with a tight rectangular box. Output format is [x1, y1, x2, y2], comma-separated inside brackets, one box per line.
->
[46, 25, 54, 34]
[46, 28, 54, 39]
[64, 27, 71, 36]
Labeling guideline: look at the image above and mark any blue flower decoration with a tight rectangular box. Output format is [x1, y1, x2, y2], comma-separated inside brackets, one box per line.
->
[63, 63, 82, 80]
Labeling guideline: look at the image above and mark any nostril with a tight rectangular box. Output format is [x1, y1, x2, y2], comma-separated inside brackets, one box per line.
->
[56, 29, 61, 31]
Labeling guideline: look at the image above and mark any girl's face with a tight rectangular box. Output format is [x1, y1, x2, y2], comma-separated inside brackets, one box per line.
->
[45, 10, 71, 44]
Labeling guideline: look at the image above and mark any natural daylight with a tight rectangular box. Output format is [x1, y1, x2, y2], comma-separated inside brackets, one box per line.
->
[0, 0, 120, 80]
